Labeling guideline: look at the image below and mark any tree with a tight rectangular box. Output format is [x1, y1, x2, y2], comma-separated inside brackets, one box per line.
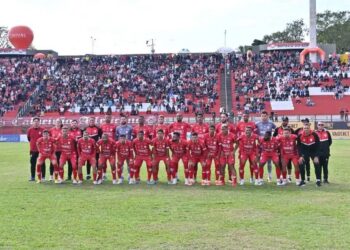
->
[262, 19, 306, 43]
[0, 27, 11, 48]
[251, 39, 266, 46]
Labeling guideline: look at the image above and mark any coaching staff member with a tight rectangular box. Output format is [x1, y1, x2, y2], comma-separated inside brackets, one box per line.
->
[315, 121, 332, 184]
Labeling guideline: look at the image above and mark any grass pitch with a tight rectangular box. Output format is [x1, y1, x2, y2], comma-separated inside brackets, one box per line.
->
[0, 141, 349, 249]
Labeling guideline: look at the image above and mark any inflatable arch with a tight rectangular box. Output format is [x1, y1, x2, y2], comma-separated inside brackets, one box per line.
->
[300, 47, 326, 64]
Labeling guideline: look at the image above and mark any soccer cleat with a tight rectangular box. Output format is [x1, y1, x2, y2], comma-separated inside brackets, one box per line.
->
[184, 179, 189, 185]
[77, 180, 83, 184]
[249, 177, 254, 184]
[239, 179, 245, 186]
[306, 176, 310, 182]
[28, 177, 35, 182]
[36, 180, 41, 184]
[267, 175, 272, 183]
[72, 179, 78, 184]
[86, 175, 91, 180]
[276, 180, 284, 186]
[128, 179, 134, 185]
[93, 181, 98, 185]
[295, 180, 301, 186]
[112, 180, 117, 185]
[316, 181, 321, 187]
[103, 174, 107, 180]
[201, 180, 206, 186]
[117, 178, 123, 185]
[288, 177, 292, 183]
[215, 180, 224, 186]
[135, 179, 140, 184]
[66, 178, 72, 181]
[207, 180, 211, 186]
[190, 179, 195, 185]
[298, 180, 306, 187]
[323, 180, 329, 184]
[228, 179, 232, 184]
[167, 181, 172, 185]
[254, 179, 260, 186]
[55, 179, 62, 184]
[97, 179, 102, 185]
[49, 176, 54, 181]
[172, 178, 177, 185]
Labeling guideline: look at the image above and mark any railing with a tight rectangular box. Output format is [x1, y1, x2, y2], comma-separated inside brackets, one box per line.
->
[16, 87, 40, 118]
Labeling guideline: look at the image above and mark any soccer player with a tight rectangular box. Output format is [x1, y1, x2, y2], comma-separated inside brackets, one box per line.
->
[100, 114, 117, 179]
[152, 129, 171, 184]
[187, 132, 207, 186]
[67, 119, 82, 181]
[277, 127, 301, 186]
[273, 116, 294, 182]
[236, 112, 256, 182]
[295, 118, 312, 182]
[315, 121, 332, 184]
[49, 118, 63, 181]
[169, 132, 188, 184]
[115, 135, 134, 184]
[153, 115, 169, 139]
[297, 123, 321, 187]
[204, 125, 221, 185]
[131, 131, 153, 184]
[133, 116, 152, 139]
[58, 126, 78, 183]
[191, 113, 209, 141]
[237, 126, 259, 185]
[255, 111, 276, 182]
[215, 113, 236, 134]
[84, 117, 101, 180]
[35, 130, 58, 183]
[96, 133, 117, 184]
[27, 117, 45, 181]
[217, 124, 237, 186]
[258, 131, 281, 185]
[116, 115, 133, 141]
[168, 113, 192, 141]
[77, 131, 98, 184]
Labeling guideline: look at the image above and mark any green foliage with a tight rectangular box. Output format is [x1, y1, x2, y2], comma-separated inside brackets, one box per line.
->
[263, 19, 307, 43]
[0, 142, 350, 249]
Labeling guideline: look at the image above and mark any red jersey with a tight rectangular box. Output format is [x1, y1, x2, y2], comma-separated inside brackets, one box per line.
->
[132, 138, 152, 157]
[49, 127, 62, 151]
[153, 124, 170, 139]
[169, 140, 188, 158]
[278, 134, 298, 156]
[259, 137, 279, 155]
[96, 139, 116, 157]
[191, 123, 209, 140]
[36, 137, 56, 156]
[187, 140, 206, 158]
[27, 127, 44, 152]
[204, 134, 221, 157]
[236, 121, 256, 136]
[169, 121, 192, 140]
[218, 133, 236, 155]
[77, 138, 96, 156]
[133, 125, 152, 139]
[152, 138, 170, 157]
[69, 128, 82, 142]
[238, 134, 259, 154]
[57, 136, 76, 155]
[115, 141, 133, 159]
[100, 123, 116, 141]
[215, 123, 236, 134]
[85, 126, 100, 141]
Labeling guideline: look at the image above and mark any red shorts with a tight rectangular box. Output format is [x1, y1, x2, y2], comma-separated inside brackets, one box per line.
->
[134, 157, 152, 168]
[60, 153, 77, 168]
[239, 153, 257, 164]
[220, 154, 235, 166]
[153, 156, 169, 166]
[117, 157, 132, 166]
[170, 156, 188, 167]
[189, 157, 202, 166]
[206, 155, 220, 168]
[99, 155, 116, 166]
[79, 155, 97, 167]
[260, 153, 279, 165]
[282, 155, 299, 167]
[38, 154, 57, 164]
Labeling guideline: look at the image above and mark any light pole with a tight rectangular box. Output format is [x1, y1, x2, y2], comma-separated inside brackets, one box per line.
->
[146, 39, 155, 54]
[90, 36, 96, 54]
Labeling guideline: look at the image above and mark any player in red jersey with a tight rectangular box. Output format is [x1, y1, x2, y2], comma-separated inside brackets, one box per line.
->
[100, 114, 116, 140]
[237, 126, 259, 185]
[168, 113, 192, 141]
[84, 117, 101, 180]
[57, 126, 77, 183]
[217, 124, 238, 186]
[258, 131, 281, 185]
[187, 132, 207, 186]
[115, 135, 134, 184]
[48, 118, 63, 181]
[153, 115, 169, 139]
[77, 131, 98, 184]
[133, 116, 152, 139]
[152, 129, 171, 184]
[35, 130, 58, 183]
[66, 119, 82, 181]
[169, 132, 188, 184]
[130, 131, 153, 184]
[191, 113, 209, 141]
[204, 125, 221, 185]
[236, 113, 257, 137]
[96, 133, 117, 184]
[277, 127, 301, 185]
[27, 117, 45, 181]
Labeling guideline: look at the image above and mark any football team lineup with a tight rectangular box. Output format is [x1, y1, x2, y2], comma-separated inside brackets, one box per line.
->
[27, 111, 332, 188]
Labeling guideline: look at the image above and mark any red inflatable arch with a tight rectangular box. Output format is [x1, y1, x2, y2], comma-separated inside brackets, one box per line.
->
[300, 47, 326, 64]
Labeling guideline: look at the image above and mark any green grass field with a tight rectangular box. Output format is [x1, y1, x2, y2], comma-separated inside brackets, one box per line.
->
[0, 141, 350, 249]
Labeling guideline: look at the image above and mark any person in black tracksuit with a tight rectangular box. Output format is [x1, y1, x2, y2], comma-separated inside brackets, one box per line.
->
[297, 123, 322, 187]
[315, 121, 332, 184]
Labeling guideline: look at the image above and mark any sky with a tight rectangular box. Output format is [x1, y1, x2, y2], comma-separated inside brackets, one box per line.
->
[1, 0, 349, 55]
